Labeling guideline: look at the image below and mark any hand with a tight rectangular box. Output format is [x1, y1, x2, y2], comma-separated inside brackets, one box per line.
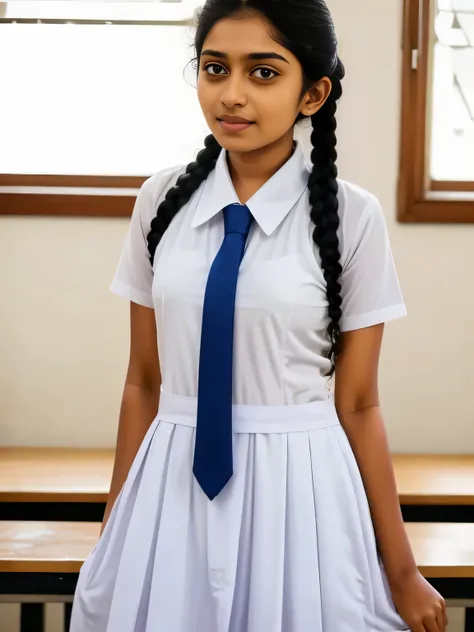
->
[391, 569, 448, 632]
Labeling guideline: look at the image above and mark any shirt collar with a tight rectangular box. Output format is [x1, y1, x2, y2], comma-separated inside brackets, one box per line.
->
[191, 141, 309, 237]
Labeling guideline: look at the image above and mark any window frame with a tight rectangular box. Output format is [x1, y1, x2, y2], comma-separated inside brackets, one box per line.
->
[0, 174, 146, 217]
[0, 1, 193, 217]
[399, 0, 474, 223]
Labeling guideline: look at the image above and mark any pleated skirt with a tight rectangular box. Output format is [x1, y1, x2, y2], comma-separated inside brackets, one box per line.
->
[70, 391, 409, 632]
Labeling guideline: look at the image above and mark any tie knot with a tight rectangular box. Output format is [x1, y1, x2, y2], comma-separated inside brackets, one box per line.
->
[223, 204, 253, 237]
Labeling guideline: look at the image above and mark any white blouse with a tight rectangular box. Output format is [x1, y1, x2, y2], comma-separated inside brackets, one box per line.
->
[110, 142, 406, 405]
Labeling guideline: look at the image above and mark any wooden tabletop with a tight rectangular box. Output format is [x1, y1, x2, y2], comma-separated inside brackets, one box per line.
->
[392, 454, 474, 506]
[406, 523, 474, 578]
[0, 521, 473, 578]
[0, 521, 100, 573]
[1, 448, 474, 506]
[0, 447, 114, 503]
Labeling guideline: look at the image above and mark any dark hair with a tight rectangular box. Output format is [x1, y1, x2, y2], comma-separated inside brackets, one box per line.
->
[147, 0, 345, 374]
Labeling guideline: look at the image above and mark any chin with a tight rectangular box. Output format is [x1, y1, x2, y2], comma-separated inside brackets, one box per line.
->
[212, 132, 265, 154]
[218, 141, 257, 154]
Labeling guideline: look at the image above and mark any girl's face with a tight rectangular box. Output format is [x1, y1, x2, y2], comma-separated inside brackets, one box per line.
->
[197, 13, 330, 154]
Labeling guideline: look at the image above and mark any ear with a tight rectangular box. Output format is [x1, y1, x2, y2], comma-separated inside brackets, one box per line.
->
[300, 77, 333, 117]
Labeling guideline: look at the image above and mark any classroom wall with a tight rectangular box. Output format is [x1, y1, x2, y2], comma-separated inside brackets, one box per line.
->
[2, 0, 473, 453]
[0, 0, 471, 631]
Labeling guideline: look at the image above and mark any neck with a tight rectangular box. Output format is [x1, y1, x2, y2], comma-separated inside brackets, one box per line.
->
[226, 131, 295, 204]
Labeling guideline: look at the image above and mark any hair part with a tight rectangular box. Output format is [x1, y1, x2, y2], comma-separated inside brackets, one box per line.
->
[147, 0, 345, 375]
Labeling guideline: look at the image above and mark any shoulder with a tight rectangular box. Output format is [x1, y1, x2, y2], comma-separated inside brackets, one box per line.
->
[337, 179, 383, 230]
[135, 165, 187, 223]
[336, 180, 388, 269]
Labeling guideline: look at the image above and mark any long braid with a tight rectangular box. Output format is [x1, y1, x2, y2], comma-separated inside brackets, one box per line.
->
[147, 134, 221, 265]
[308, 77, 343, 375]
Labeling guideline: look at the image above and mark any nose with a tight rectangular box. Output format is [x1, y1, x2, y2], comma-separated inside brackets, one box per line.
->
[220, 73, 248, 109]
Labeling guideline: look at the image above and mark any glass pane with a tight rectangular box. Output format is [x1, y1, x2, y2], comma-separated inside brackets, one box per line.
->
[0, 1, 192, 24]
[0, 22, 209, 176]
[430, 1, 474, 181]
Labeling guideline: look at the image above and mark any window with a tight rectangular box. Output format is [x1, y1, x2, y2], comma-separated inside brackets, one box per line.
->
[399, 0, 474, 222]
[0, 1, 207, 217]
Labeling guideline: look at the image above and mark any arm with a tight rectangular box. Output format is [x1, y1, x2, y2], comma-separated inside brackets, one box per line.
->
[101, 301, 161, 532]
[335, 325, 447, 632]
[335, 324, 415, 583]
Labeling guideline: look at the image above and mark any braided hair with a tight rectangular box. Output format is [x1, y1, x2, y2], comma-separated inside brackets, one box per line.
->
[308, 73, 344, 372]
[147, 0, 345, 374]
[147, 134, 221, 264]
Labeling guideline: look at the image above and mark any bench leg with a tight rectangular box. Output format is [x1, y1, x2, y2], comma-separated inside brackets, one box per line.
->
[20, 604, 44, 632]
[64, 602, 73, 631]
[466, 608, 474, 632]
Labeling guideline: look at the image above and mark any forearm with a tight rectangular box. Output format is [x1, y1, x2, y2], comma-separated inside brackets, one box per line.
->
[338, 405, 417, 588]
[102, 383, 160, 530]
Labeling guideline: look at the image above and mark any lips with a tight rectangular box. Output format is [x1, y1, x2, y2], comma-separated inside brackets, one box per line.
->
[219, 115, 253, 124]
[217, 115, 255, 133]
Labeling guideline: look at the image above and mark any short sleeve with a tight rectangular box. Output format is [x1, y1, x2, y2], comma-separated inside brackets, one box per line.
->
[339, 194, 407, 332]
[109, 175, 158, 309]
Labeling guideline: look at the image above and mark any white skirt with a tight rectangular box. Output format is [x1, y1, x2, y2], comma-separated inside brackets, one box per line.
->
[71, 391, 409, 632]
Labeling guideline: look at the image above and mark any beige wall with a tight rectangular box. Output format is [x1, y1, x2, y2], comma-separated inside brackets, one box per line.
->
[328, 0, 473, 453]
[0, 0, 470, 630]
[2, 0, 473, 452]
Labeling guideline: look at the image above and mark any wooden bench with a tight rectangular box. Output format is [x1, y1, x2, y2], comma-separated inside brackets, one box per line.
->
[407, 523, 474, 631]
[393, 455, 474, 522]
[0, 447, 114, 522]
[2, 449, 474, 522]
[0, 521, 100, 632]
[1, 449, 473, 630]
[1, 521, 473, 632]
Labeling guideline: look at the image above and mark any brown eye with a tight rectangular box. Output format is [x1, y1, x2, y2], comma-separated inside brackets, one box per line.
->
[205, 63, 228, 76]
[251, 68, 279, 80]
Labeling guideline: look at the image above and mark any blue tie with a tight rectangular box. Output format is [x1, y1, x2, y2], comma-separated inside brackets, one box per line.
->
[193, 203, 253, 500]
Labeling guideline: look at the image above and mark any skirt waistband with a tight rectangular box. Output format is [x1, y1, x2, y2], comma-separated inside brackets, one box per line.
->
[156, 390, 341, 434]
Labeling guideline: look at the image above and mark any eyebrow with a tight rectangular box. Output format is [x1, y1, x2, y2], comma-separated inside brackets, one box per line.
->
[201, 49, 290, 64]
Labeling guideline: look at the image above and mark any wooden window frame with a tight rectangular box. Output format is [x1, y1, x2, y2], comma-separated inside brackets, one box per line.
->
[0, 175, 147, 218]
[0, 1, 192, 217]
[5, 1, 471, 220]
[399, 0, 474, 222]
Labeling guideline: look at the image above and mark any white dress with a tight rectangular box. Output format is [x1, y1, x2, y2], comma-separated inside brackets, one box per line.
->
[71, 142, 410, 632]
